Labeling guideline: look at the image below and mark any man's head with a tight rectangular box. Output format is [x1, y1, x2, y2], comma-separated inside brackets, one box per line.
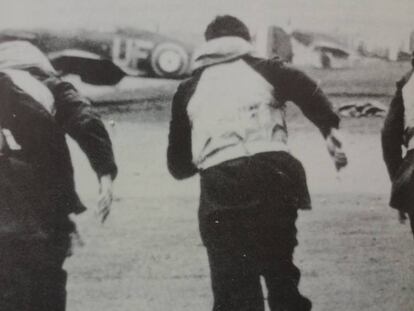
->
[204, 15, 251, 42]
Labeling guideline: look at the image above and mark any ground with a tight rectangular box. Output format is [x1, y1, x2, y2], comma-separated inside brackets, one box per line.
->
[63, 61, 414, 311]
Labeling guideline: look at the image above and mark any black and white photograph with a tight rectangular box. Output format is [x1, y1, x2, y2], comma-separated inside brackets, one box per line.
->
[0, 1, 413, 310]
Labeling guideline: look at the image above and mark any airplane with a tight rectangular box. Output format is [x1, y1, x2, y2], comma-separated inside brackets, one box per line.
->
[0, 28, 194, 85]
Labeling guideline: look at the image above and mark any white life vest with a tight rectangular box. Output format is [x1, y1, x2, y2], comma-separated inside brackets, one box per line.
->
[187, 59, 288, 169]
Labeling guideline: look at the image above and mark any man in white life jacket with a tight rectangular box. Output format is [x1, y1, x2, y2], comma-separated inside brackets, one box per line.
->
[167, 15, 347, 311]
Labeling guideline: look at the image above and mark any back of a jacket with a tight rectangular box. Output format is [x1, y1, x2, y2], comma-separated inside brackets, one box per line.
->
[188, 58, 288, 169]
[168, 36, 339, 180]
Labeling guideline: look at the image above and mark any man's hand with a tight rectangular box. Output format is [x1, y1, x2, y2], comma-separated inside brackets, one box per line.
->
[326, 128, 348, 171]
[398, 211, 408, 224]
[96, 174, 114, 223]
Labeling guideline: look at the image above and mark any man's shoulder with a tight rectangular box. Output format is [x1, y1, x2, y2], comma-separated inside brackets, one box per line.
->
[175, 73, 203, 101]
[242, 55, 308, 90]
[244, 55, 308, 79]
[179, 71, 202, 87]
[177, 76, 196, 90]
[243, 55, 286, 71]
[397, 69, 414, 90]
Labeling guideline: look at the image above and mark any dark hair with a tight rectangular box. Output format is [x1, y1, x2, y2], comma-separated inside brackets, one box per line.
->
[204, 15, 251, 42]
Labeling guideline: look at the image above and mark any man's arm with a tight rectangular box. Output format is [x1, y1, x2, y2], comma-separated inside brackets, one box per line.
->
[167, 81, 198, 180]
[381, 90, 405, 180]
[46, 79, 117, 222]
[279, 65, 340, 137]
[245, 57, 347, 170]
[280, 65, 347, 170]
[47, 80, 118, 180]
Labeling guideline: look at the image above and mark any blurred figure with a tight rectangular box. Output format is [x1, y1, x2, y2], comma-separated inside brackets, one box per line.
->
[0, 40, 117, 311]
[382, 51, 414, 237]
[167, 15, 347, 311]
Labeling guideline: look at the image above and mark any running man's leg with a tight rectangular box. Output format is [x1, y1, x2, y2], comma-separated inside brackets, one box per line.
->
[259, 207, 312, 311]
[207, 244, 264, 311]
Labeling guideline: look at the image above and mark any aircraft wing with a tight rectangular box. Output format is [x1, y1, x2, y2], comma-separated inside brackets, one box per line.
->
[49, 50, 127, 85]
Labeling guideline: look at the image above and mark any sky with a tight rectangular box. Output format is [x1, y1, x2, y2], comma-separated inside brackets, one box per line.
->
[0, 0, 413, 43]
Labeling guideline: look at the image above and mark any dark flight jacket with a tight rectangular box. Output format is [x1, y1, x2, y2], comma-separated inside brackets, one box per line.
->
[0, 71, 117, 219]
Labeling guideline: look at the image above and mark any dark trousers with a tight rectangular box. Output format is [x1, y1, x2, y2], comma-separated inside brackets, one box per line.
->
[0, 156, 72, 311]
[199, 153, 312, 311]
[0, 228, 70, 311]
[0, 233, 70, 311]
